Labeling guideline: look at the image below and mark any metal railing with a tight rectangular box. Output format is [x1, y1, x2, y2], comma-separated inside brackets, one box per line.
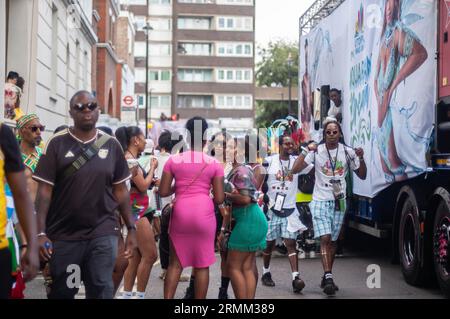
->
[299, 0, 346, 36]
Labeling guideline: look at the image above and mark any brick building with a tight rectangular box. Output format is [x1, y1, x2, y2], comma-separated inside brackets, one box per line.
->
[94, 0, 123, 119]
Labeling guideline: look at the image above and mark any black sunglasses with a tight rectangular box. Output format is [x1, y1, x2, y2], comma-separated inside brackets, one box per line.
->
[326, 130, 339, 136]
[26, 125, 45, 133]
[72, 102, 98, 112]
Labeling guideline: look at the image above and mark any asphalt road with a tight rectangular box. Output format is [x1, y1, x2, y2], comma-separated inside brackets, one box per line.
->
[24, 230, 445, 299]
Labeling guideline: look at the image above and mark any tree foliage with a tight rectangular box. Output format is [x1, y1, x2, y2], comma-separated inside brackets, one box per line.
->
[255, 40, 299, 128]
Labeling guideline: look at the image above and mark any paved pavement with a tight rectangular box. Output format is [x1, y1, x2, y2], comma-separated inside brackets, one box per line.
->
[24, 230, 445, 299]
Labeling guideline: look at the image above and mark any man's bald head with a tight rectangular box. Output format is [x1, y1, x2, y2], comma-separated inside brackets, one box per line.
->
[69, 90, 95, 108]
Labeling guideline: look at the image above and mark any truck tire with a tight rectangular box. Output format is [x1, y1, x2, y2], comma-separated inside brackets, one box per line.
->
[399, 195, 430, 286]
[433, 201, 450, 297]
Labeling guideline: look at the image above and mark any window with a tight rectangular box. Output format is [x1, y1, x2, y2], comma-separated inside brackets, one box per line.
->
[161, 70, 171, 81]
[135, 69, 146, 83]
[245, 44, 251, 55]
[129, 0, 146, 5]
[134, 42, 146, 57]
[244, 70, 251, 81]
[215, 95, 253, 109]
[150, 0, 171, 4]
[149, 70, 171, 81]
[178, 43, 212, 56]
[216, 16, 253, 31]
[218, 18, 225, 29]
[149, 18, 171, 30]
[226, 96, 233, 107]
[178, 0, 214, 3]
[216, 42, 253, 57]
[149, 44, 171, 56]
[244, 96, 251, 107]
[235, 96, 242, 106]
[177, 95, 213, 108]
[178, 69, 213, 82]
[148, 95, 171, 108]
[218, 96, 225, 107]
[216, 0, 253, 5]
[160, 96, 170, 107]
[216, 69, 253, 83]
[51, 4, 58, 96]
[149, 71, 158, 81]
[178, 17, 211, 30]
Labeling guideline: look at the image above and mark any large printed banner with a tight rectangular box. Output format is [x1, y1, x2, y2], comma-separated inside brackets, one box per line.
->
[299, 0, 437, 198]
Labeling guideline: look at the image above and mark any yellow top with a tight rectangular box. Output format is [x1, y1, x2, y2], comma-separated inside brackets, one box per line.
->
[296, 192, 312, 203]
[0, 147, 7, 249]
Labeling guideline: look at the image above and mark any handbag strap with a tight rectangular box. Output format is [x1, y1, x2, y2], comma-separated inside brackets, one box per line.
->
[172, 162, 208, 204]
[60, 133, 110, 181]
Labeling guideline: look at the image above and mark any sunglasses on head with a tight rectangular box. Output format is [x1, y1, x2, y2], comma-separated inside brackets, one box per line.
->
[72, 102, 98, 112]
[26, 125, 45, 133]
[326, 130, 339, 136]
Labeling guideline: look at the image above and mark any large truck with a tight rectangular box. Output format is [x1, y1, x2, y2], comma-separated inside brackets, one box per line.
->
[299, 0, 450, 297]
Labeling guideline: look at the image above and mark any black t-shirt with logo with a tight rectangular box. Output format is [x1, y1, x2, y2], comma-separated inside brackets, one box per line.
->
[33, 129, 131, 241]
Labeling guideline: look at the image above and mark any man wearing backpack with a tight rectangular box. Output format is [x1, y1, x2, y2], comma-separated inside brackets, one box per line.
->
[260, 135, 312, 294]
[292, 120, 367, 296]
[33, 91, 137, 299]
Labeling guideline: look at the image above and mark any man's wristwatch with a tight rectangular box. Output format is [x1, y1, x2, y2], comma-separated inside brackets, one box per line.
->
[127, 225, 137, 231]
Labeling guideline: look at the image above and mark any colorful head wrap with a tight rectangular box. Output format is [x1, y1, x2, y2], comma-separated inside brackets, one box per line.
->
[16, 114, 39, 130]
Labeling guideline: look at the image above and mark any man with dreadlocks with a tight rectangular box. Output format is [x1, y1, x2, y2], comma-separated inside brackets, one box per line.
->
[292, 119, 367, 296]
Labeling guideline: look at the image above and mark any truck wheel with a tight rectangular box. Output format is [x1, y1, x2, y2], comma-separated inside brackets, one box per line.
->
[399, 195, 429, 285]
[433, 201, 450, 297]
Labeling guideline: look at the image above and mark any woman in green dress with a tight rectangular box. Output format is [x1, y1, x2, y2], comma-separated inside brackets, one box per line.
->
[220, 138, 268, 299]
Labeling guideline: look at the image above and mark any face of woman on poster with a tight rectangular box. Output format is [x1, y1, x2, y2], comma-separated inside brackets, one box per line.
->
[385, 0, 399, 25]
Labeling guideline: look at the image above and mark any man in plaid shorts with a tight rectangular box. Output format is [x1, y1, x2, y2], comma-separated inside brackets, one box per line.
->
[292, 120, 367, 295]
[260, 135, 311, 294]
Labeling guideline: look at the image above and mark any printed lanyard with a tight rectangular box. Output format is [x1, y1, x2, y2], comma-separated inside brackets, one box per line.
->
[326, 144, 339, 177]
[279, 156, 291, 187]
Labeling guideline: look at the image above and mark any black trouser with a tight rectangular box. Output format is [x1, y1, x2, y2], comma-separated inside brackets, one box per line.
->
[0, 249, 12, 299]
[159, 218, 170, 270]
[47, 235, 118, 299]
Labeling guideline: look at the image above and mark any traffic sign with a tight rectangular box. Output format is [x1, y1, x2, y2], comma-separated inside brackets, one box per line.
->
[123, 95, 134, 106]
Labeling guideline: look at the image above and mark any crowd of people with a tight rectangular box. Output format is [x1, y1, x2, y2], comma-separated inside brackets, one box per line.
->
[0, 88, 366, 299]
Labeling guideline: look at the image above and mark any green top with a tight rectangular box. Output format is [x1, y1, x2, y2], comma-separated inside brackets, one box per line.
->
[21, 147, 42, 173]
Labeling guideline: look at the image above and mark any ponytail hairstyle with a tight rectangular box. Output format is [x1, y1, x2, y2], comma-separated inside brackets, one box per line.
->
[115, 126, 142, 152]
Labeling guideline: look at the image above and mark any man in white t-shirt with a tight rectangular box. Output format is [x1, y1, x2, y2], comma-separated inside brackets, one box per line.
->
[260, 135, 312, 294]
[292, 120, 367, 296]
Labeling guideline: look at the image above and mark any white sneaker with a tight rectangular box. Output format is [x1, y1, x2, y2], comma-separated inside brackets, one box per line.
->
[298, 250, 306, 259]
[308, 251, 316, 259]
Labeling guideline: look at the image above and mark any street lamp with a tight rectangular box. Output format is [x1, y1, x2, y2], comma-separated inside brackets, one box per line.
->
[143, 22, 153, 138]
[287, 52, 293, 116]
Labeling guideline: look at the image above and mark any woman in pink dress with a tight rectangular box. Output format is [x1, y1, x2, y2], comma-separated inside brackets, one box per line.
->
[159, 117, 225, 299]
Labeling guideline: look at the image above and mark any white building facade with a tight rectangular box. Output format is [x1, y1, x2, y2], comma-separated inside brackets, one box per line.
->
[1, 0, 97, 134]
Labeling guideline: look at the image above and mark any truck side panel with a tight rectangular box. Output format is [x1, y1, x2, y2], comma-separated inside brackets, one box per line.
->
[439, 0, 450, 98]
